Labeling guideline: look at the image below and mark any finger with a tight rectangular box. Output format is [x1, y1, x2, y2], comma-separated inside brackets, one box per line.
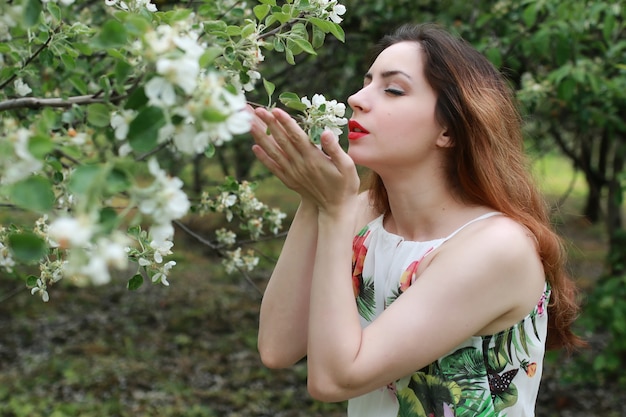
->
[320, 130, 354, 173]
[251, 144, 288, 182]
[251, 108, 293, 165]
[271, 108, 315, 153]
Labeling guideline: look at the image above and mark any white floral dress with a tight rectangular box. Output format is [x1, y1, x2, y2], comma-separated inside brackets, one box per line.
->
[347, 213, 549, 417]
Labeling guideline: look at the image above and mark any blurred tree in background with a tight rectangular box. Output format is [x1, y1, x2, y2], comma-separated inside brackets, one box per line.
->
[1, 0, 625, 391]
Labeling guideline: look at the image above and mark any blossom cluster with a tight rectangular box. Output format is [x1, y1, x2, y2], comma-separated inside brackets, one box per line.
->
[0, 228, 16, 274]
[129, 158, 191, 285]
[299, 94, 348, 145]
[310, 0, 347, 23]
[198, 180, 287, 273]
[110, 16, 254, 155]
[104, 0, 157, 12]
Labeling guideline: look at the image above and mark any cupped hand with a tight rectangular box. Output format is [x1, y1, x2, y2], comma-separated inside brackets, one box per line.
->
[249, 106, 360, 214]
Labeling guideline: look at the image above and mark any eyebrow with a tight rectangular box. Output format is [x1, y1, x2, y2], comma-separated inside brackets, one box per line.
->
[364, 70, 413, 81]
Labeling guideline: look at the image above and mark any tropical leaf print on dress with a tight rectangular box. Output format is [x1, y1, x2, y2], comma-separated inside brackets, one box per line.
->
[397, 372, 461, 417]
[352, 226, 376, 321]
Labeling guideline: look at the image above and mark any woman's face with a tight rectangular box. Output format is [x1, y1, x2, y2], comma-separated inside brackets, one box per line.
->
[347, 41, 448, 173]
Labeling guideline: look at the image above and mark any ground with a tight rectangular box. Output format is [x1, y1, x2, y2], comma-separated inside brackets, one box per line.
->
[0, 213, 623, 417]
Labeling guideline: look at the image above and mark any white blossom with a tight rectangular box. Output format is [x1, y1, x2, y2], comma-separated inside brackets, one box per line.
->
[1, 127, 43, 185]
[156, 56, 199, 95]
[47, 216, 94, 249]
[152, 260, 175, 286]
[31, 279, 50, 302]
[329, 3, 346, 23]
[110, 109, 137, 140]
[137, 158, 190, 222]
[171, 124, 211, 155]
[216, 228, 237, 246]
[105, 0, 156, 12]
[81, 255, 111, 286]
[243, 70, 261, 92]
[145, 76, 177, 107]
[0, 242, 15, 273]
[14, 78, 32, 96]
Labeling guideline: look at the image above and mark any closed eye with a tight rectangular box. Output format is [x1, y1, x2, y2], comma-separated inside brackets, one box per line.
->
[384, 88, 405, 96]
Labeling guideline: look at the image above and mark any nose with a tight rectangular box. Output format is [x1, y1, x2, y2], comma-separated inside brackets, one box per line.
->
[347, 87, 368, 113]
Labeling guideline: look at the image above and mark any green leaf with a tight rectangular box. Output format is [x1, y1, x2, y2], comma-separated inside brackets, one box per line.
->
[28, 134, 54, 159]
[10, 176, 55, 212]
[263, 78, 275, 104]
[327, 22, 345, 43]
[226, 25, 241, 36]
[127, 274, 144, 290]
[127, 106, 166, 153]
[273, 37, 285, 52]
[124, 14, 151, 35]
[26, 275, 39, 287]
[285, 47, 295, 65]
[202, 108, 228, 123]
[8, 232, 48, 263]
[69, 164, 105, 195]
[485, 47, 502, 68]
[60, 54, 76, 71]
[253, 4, 271, 20]
[279, 92, 307, 111]
[240, 23, 256, 39]
[106, 167, 131, 194]
[99, 207, 119, 234]
[46, 1, 62, 21]
[291, 37, 316, 55]
[114, 59, 133, 86]
[311, 24, 325, 49]
[557, 78, 577, 101]
[87, 103, 110, 128]
[272, 12, 290, 24]
[204, 143, 216, 158]
[309, 125, 323, 145]
[23, 0, 43, 27]
[309, 17, 332, 33]
[522, 3, 537, 27]
[93, 20, 128, 48]
[199, 46, 223, 67]
[69, 75, 88, 95]
[124, 87, 148, 110]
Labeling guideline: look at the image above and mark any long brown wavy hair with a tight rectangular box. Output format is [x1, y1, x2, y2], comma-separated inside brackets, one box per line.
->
[365, 23, 584, 351]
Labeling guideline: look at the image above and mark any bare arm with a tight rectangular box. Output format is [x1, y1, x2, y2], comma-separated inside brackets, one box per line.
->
[257, 199, 318, 368]
[249, 106, 362, 368]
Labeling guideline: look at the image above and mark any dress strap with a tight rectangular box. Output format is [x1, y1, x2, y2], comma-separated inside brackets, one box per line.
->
[435, 212, 502, 248]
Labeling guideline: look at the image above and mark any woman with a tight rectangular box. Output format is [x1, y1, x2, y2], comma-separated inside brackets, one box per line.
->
[249, 23, 583, 417]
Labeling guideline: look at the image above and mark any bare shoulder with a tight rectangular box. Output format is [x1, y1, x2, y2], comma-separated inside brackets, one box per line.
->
[446, 214, 542, 272]
[427, 213, 546, 332]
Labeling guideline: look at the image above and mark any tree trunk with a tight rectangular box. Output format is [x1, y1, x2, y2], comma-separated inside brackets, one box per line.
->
[607, 136, 625, 274]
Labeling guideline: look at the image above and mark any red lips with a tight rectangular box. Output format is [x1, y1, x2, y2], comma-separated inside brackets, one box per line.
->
[348, 120, 369, 141]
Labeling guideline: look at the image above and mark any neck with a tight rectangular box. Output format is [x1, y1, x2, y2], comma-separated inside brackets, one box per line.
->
[378, 173, 484, 241]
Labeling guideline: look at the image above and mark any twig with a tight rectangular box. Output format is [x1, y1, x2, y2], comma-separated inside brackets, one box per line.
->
[0, 26, 58, 90]
[135, 142, 171, 162]
[0, 285, 25, 304]
[257, 14, 304, 41]
[0, 93, 127, 112]
[173, 220, 263, 296]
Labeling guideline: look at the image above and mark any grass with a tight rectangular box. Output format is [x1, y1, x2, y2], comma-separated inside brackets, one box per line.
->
[0, 153, 614, 416]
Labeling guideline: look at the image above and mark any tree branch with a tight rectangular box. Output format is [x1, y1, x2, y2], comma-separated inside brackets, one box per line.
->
[0, 93, 127, 112]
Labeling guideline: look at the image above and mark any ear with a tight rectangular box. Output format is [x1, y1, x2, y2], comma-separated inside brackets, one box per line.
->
[436, 128, 454, 148]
